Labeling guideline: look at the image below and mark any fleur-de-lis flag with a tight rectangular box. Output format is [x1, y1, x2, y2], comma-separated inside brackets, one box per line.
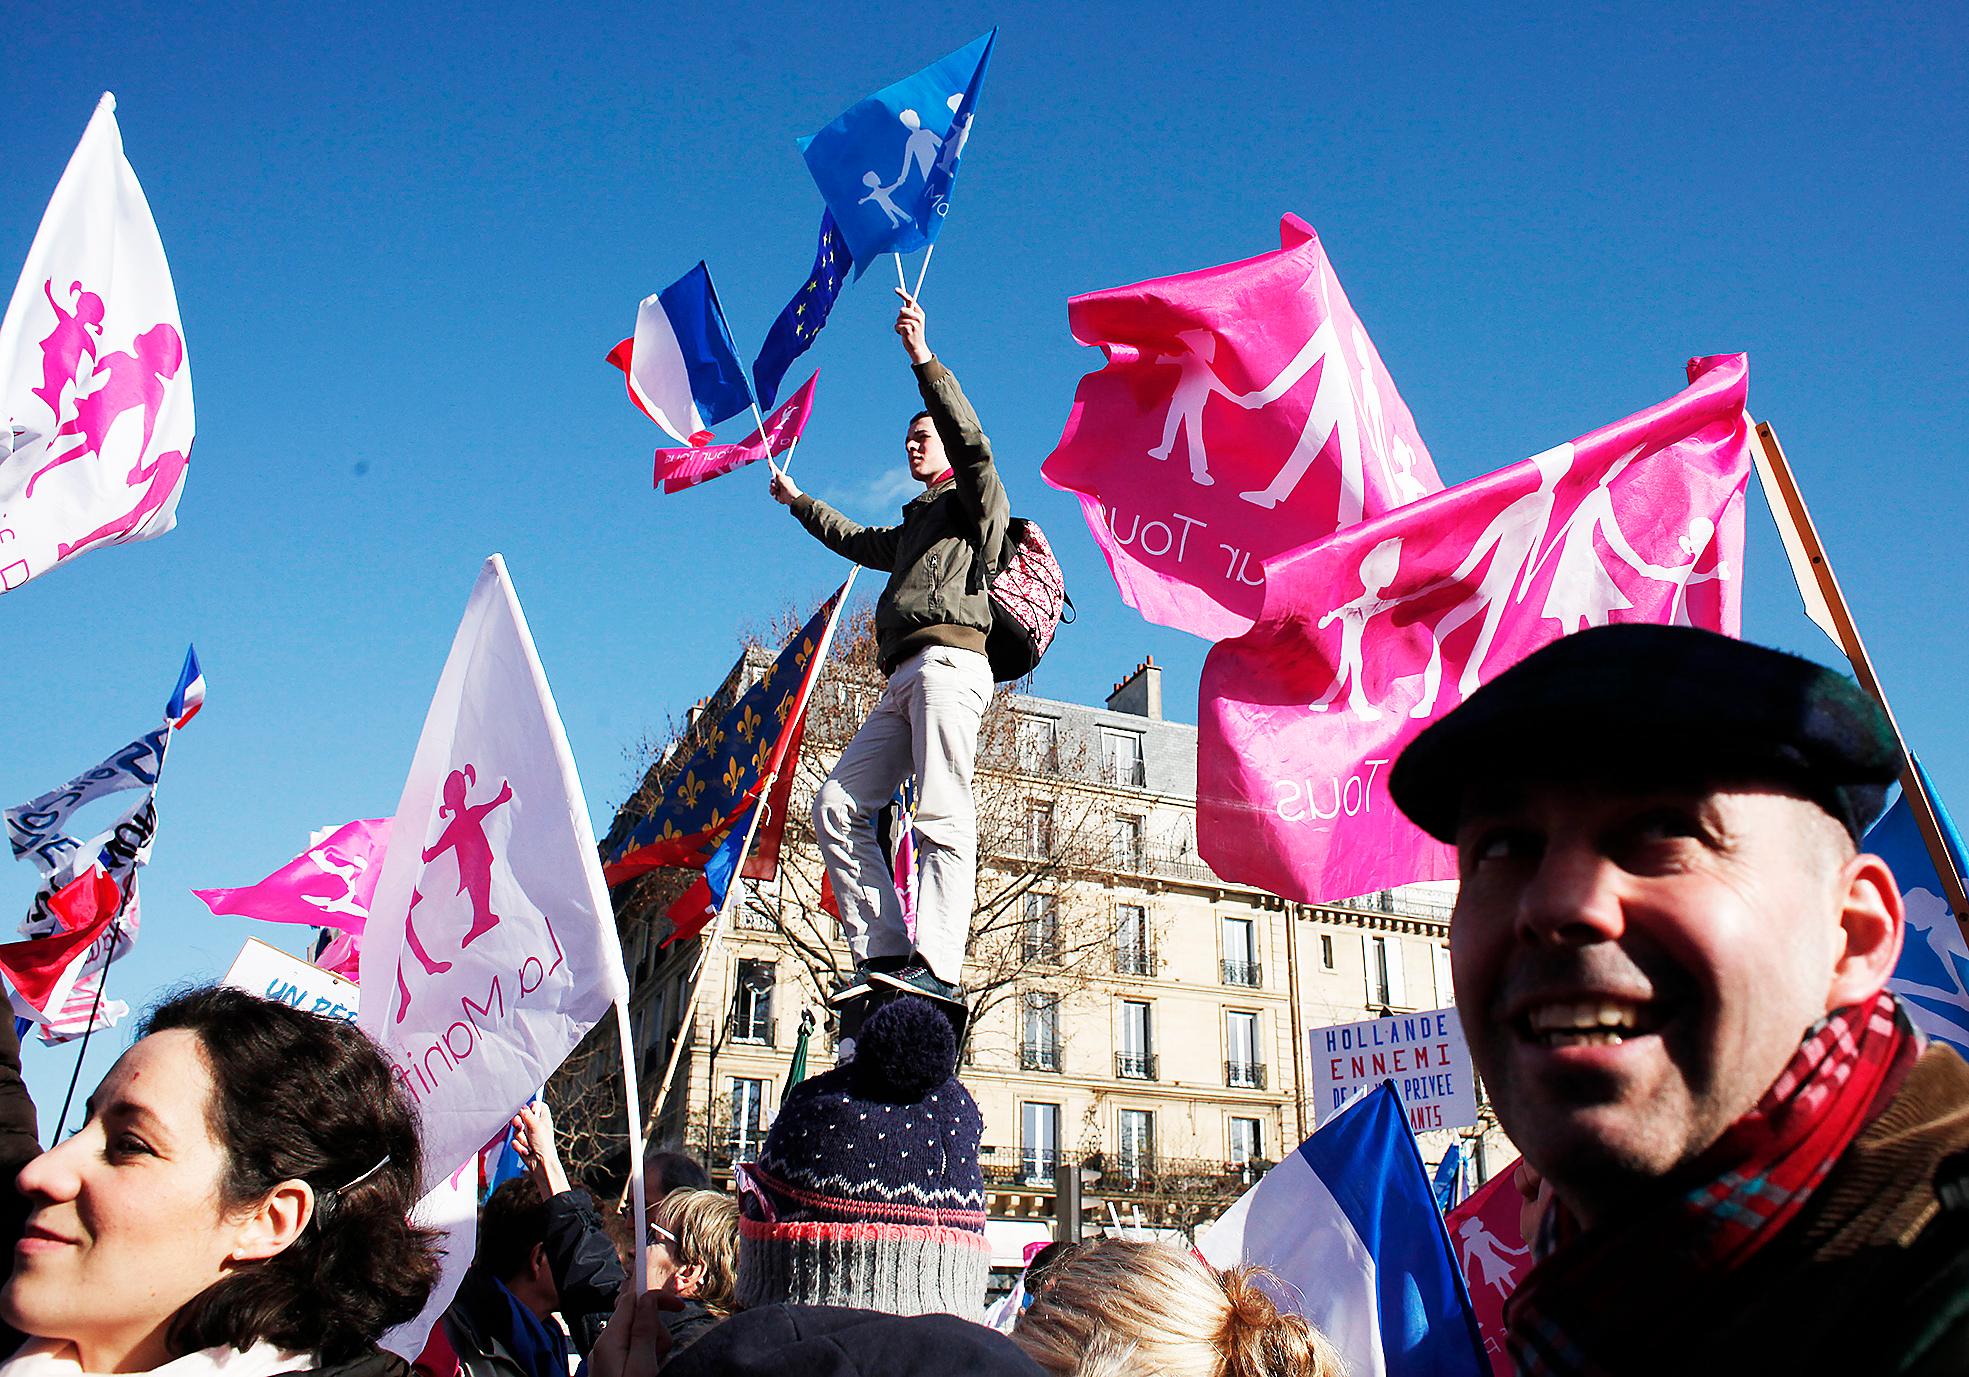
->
[601, 578, 854, 891]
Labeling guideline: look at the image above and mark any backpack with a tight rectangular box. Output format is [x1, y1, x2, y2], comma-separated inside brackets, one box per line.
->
[975, 517, 1073, 683]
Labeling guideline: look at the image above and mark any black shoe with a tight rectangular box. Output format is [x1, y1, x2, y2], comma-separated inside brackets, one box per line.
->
[827, 955, 909, 1006]
[870, 962, 963, 1005]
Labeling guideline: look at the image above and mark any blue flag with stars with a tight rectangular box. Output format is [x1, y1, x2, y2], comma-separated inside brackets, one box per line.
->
[753, 210, 853, 410]
[798, 30, 995, 273]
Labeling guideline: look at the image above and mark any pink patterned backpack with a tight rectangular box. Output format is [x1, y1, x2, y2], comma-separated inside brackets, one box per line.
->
[978, 518, 1072, 683]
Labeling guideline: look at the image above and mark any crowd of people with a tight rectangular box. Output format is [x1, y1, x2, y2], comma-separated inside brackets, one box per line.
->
[0, 294, 1963, 1376]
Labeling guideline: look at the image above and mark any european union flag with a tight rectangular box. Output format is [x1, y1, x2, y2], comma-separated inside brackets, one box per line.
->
[798, 30, 995, 273]
[753, 210, 853, 410]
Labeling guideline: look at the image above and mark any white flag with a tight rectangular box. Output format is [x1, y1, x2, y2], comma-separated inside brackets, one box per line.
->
[359, 554, 628, 1192]
[0, 93, 193, 592]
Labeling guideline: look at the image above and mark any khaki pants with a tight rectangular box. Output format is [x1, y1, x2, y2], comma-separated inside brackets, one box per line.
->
[812, 646, 992, 985]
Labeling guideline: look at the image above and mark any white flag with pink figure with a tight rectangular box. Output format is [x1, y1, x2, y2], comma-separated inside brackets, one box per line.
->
[358, 555, 628, 1190]
[1199, 354, 1753, 903]
[0, 93, 192, 593]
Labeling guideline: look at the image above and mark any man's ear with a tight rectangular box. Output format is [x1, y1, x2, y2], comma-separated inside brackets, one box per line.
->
[676, 1260, 707, 1298]
[1826, 851, 1904, 1010]
[229, 1180, 314, 1264]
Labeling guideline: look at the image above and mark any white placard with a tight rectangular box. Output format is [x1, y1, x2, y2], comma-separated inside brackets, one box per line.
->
[222, 936, 359, 1023]
[1309, 1005, 1477, 1132]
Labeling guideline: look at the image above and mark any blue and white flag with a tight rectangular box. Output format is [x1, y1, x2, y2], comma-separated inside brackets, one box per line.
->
[607, 263, 753, 446]
[1200, 1082, 1487, 1377]
[798, 30, 995, 273]
[1870, 759, 1969, 1057]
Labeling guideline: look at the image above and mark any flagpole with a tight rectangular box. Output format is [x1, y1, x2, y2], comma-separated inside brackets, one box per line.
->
[911, 243, 936, 299]
[52, 914, 120, 1138]
[615, 571, 859, 1205]
[1752, 421, 1969, 933]
[893, 253, 907, 293]
[613, 999, 649, 1290]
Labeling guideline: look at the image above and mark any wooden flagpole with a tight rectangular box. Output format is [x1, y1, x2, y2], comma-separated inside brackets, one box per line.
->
[1752, 421, 1969, 935]
[616, 571, 860, 1206]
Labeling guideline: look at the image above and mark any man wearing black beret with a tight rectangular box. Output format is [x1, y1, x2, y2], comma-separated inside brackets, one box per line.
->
[1391, 624, 1969, 1375]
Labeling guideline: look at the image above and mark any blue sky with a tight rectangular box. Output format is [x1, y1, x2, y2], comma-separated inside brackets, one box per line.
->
[4, 1, 1964, 1122]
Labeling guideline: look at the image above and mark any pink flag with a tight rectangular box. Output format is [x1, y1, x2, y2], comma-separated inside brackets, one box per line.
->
[193, 818, 391, 934]
[1446, 1165, 1530, 1377]
[654, 371, 819, 494]
[1042, 215, 1442, 640]
[1199, 354, 1752, 903]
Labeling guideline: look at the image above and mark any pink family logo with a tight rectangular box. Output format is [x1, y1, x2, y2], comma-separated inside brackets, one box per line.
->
[395, 764, 515, 1022]
[23, 277, 189, 559]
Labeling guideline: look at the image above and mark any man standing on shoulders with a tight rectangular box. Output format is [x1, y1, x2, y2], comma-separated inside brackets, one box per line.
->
[770, 288, 1007, 1006]
[1389, 624, 1969, 1375]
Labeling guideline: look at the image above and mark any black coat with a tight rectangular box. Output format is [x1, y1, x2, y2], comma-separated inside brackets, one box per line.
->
[660, 1305, 1042, 1377]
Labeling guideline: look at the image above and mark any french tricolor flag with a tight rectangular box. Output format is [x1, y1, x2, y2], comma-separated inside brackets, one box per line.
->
[608, 262, 754, 447]
[165, 643, 204, 728]
[1200, 1082, 1487, 1377]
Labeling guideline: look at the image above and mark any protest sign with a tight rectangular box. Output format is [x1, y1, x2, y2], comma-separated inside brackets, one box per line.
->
[1311, 1006, 1479, 1133]
[222, 936, 359, 1023]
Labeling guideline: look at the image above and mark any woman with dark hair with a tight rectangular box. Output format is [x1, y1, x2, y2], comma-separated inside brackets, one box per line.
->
[0, 986, 442, 1377]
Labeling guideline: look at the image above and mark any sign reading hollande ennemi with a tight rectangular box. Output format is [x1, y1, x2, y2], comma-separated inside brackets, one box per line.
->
[1308, 1006, 1478, 1133]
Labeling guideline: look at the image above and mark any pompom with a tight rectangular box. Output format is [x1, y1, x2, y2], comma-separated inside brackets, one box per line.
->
[851, 995, 956, 1100]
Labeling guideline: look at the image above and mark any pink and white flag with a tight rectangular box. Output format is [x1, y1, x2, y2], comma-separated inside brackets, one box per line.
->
[1043, 215, 1442, 641]
[358, 555, 629, 1192]
[0, 93, 193, 592]
[655, 371, 819, 494]
[194, 819, 392, 935]
[1199, 354, 1752, 903]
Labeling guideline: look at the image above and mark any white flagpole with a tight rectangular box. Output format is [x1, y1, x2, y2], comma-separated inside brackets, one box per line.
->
[614, 999, 648, 1290]
[912, 242, 936, 299]
[893, 252, 907, 292]
[616, 571, 860, 1203]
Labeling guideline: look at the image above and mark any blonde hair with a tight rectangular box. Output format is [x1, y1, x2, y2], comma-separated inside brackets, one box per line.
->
[1011, 1240, 1344, 1377]
[655, 1188, 741, 1316]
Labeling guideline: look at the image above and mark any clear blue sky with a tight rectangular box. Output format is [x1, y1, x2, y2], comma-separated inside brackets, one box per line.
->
[5, 1, 1964, 1125]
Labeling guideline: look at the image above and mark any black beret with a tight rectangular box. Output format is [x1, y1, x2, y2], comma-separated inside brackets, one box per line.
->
[1390, 624, 1901, 843]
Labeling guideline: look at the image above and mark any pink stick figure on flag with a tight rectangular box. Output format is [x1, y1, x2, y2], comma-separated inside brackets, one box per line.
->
[421, 766, 513, 948]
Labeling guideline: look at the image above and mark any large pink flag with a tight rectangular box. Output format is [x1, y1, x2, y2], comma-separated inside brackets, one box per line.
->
[193, 818, 392, 933]
[654, 371, 818, 495]
[1199, 354, 1752, 903]
[1042, 215, 1442, 640]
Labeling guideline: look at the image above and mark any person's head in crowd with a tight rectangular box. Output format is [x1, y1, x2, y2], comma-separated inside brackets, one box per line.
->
[0, 986, 439, 1372]
[1018, 1241, 1079, 1309]
[643, 1149, 713, 1204]
[1390, 624, 1906, 1225]
[647, 1188, 739, 1317]
[475, 1178, 560, 1319]
[735, 995, 988, 1315]
[1012, 1240, 1342, 1377]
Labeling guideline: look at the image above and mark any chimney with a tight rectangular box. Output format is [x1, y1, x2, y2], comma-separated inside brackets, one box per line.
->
[1106, 656, 1163, 720]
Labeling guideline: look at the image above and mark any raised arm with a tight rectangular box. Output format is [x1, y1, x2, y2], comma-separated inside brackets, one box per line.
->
[771, 466, 905, 570]
[898, 290, 1010, 560]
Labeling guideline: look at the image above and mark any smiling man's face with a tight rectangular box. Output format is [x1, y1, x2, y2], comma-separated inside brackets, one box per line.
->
[1450, 778, 1855, 1218]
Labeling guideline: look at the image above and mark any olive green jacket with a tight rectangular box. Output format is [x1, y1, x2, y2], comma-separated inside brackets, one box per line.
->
[789, 357, 1009, 675]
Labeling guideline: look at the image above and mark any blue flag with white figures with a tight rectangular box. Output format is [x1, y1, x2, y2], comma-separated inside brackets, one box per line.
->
[1200, 1082, 1487, 1377]
[1869, 759, 1969, 1056]
[753, 210, 853, 409]
[798, 30, 995, 273]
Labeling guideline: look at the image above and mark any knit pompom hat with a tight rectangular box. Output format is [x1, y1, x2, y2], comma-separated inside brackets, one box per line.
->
[736, 996, 988, 1316]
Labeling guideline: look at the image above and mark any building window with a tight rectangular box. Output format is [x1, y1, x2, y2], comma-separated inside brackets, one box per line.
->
[1225, 1010, 1265, 1088]
[1319, 932, 1336, 970]
[1433, 944, 1454, 1005]
[1022, 893, 1059, 963]
[1114, 903, 1152, 976]
[1118, 1108, 1155, 1185]
[1229, 1116, 1263, 1178]
[1220, 916, 1260, 987]
[1021, 993, 1062, 1072]
[732, 960, 775, 1044]
[1021, 1102, 1060, 1184]
[1364, 934, 1407, 1009]
[1117, 1000, 1156, 1079]
[1025, 802, 1054, 860]
[729, 1077, 767, 1162]
[1111, 814, 1144, 871]
[1104, 729, 1145, 787]
[1017, 715, 1059, 773]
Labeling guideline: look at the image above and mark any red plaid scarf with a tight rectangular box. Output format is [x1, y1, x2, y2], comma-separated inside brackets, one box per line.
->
[1504, 990, 1919, 1376]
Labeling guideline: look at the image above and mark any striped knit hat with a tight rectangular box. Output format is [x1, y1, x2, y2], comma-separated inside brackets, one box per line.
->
[736, 995, 988, 1316]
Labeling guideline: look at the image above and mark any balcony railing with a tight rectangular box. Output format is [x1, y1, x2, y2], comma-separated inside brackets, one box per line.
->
[1115, 1052, 1158, 1080]
[1016, 1148, 1058, 1185]
[729, 1016, 776, 1046]
[1110, 758, 1147, 787]
[1220, 959, 1261, 987]
[1225, 1060, 1267, 1090]
[736, 905, 778, 932]
[1022, 934, 1060, 964]
[976, 1146, 1272, 1200]
[1020, 1041, 1063, 1072]
[1114, 945, 1155, 977]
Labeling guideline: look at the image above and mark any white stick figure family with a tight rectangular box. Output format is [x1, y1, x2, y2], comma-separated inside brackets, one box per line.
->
[859, 93, 971, 228]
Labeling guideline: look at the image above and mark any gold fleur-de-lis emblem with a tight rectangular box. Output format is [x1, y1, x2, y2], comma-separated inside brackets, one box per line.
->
[753, 736, 774, 773]
[735, 704, 762, 743]
[707, 808, 726, 833]
[657, 819, 683, 842]
[760, 661, 778, 691]
[795, 636, 815, 669]
[675, 771, 706, 810]
[775, 691, 794, 723]
[723, 756, 745, 793]
[706, 721, 727, 752]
